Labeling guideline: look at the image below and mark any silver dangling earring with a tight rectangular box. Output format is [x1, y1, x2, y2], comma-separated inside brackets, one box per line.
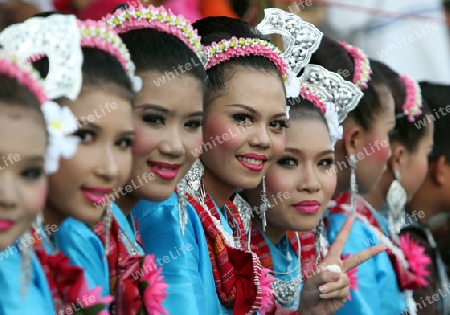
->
[349, 154, 357, 216]
[103, 203, 112, 258]
[177, 178, 188, 237]
[387, 169, 407, 242]
[314, 218, 325, 265]
[259, 175, 271, 231]
[32, 211, 54, 252]
[20, 230, 32, 297]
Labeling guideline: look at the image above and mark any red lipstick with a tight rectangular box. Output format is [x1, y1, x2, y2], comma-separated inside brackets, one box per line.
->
[237, 153, 267, 172]
[294, 200, 320, 214]
[147, 161, 181, 180]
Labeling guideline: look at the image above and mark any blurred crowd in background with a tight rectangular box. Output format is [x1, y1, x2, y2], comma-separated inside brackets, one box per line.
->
[2, 0, 450, 281]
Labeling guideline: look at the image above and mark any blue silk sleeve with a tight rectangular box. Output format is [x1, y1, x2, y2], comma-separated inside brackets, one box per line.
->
[133, 193, 229, 314]
[55, 217, 110, 298]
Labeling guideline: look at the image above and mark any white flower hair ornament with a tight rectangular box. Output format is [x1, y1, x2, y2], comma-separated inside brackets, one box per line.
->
[41, 102, 80, 174]
[324, 102, 343, 148]
[0, 14, 84, 174]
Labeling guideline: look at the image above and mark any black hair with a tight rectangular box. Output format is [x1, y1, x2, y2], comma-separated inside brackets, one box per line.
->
[309, 36, 386, 130]
[287, 96, 329, 133]
[114, 5, 207, 93]
[419, 81, 450, 163]
[31, 11, 135, 103]
[369, 60, 432, 153]
[192, 16, 284, 102]
[0, 74, 46, 128]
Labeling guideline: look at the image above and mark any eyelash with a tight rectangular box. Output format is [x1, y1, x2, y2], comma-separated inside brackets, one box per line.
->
[270, 119, 289, 131]
[74, 130, 133, 149]
[318, 158, 335, 168]
[20, 166, 44, 181]
[142, 114, 165, 126]
[184, 119, 203, 130]
[115, 138, 133, 150]
[232, 113, 253, 125]
[73, 130, 95, 144]
[232, 113, 288, 131]
[277, 156, 298, 167]
[277, 157, 335, 168]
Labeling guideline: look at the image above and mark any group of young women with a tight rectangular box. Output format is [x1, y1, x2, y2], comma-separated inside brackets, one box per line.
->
[0, 3, 447, 315]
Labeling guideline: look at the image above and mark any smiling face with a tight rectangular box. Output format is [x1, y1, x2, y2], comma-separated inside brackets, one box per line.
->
[244, 114, 336, 243]
[45, 86, 134, 225]
[0, 104, 47, 250]
[201, 67, 287, 198]
[125, 72, 204, 202]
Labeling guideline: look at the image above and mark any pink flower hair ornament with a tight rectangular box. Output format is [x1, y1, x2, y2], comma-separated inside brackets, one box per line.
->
[399, 75, 423, 122]
[338, 41, 372, 91]
[103, 4, 207, 66]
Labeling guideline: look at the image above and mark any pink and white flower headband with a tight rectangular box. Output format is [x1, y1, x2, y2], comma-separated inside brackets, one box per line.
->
[204, 37, 300, 99]
[339, 41, 372, 91]
[103, 4, 207, 66]
[0, 50, 48, 104]
[77, 19, 142, 92]
[399, 75, 422, 122]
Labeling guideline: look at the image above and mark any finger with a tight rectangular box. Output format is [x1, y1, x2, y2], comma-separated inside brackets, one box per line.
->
[343, 244, 386, 272]
[319, 286, 350, 300]
[327, 216, 355, 259]
[318, 274, 349, 294]
[305, 270, 341, 288]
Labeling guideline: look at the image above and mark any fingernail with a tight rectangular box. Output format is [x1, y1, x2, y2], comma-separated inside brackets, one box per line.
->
[319, 285, 328, 293]
[331, 273, 340, 281]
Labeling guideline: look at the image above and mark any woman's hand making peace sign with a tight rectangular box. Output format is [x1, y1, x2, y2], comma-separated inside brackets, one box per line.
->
[298, 217, 386, 315]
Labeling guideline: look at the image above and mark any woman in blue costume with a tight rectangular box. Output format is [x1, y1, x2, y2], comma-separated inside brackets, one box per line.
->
[11, 14, 139, 305]
[361, 61, 435, 315]
[182, 9, 325, 315]
[240, 64, 385, 313]
[308, 37, 406, 314]
[0, 49, 55, 315]
[103, 4, 212, 314]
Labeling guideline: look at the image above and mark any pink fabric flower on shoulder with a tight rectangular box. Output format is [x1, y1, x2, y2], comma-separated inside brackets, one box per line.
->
[400, 234, 431, 287]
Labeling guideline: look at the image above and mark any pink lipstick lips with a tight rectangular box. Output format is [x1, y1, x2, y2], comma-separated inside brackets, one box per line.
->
[147, 161, 181, 180]
[237, 153, 267, 172]
[81, 187, 112, 205]
[0, 219, 14, 231]
[294, 200, 321, 214]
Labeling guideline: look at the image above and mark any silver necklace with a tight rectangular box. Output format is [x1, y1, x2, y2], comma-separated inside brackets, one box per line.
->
[271, 233, 302, 309]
